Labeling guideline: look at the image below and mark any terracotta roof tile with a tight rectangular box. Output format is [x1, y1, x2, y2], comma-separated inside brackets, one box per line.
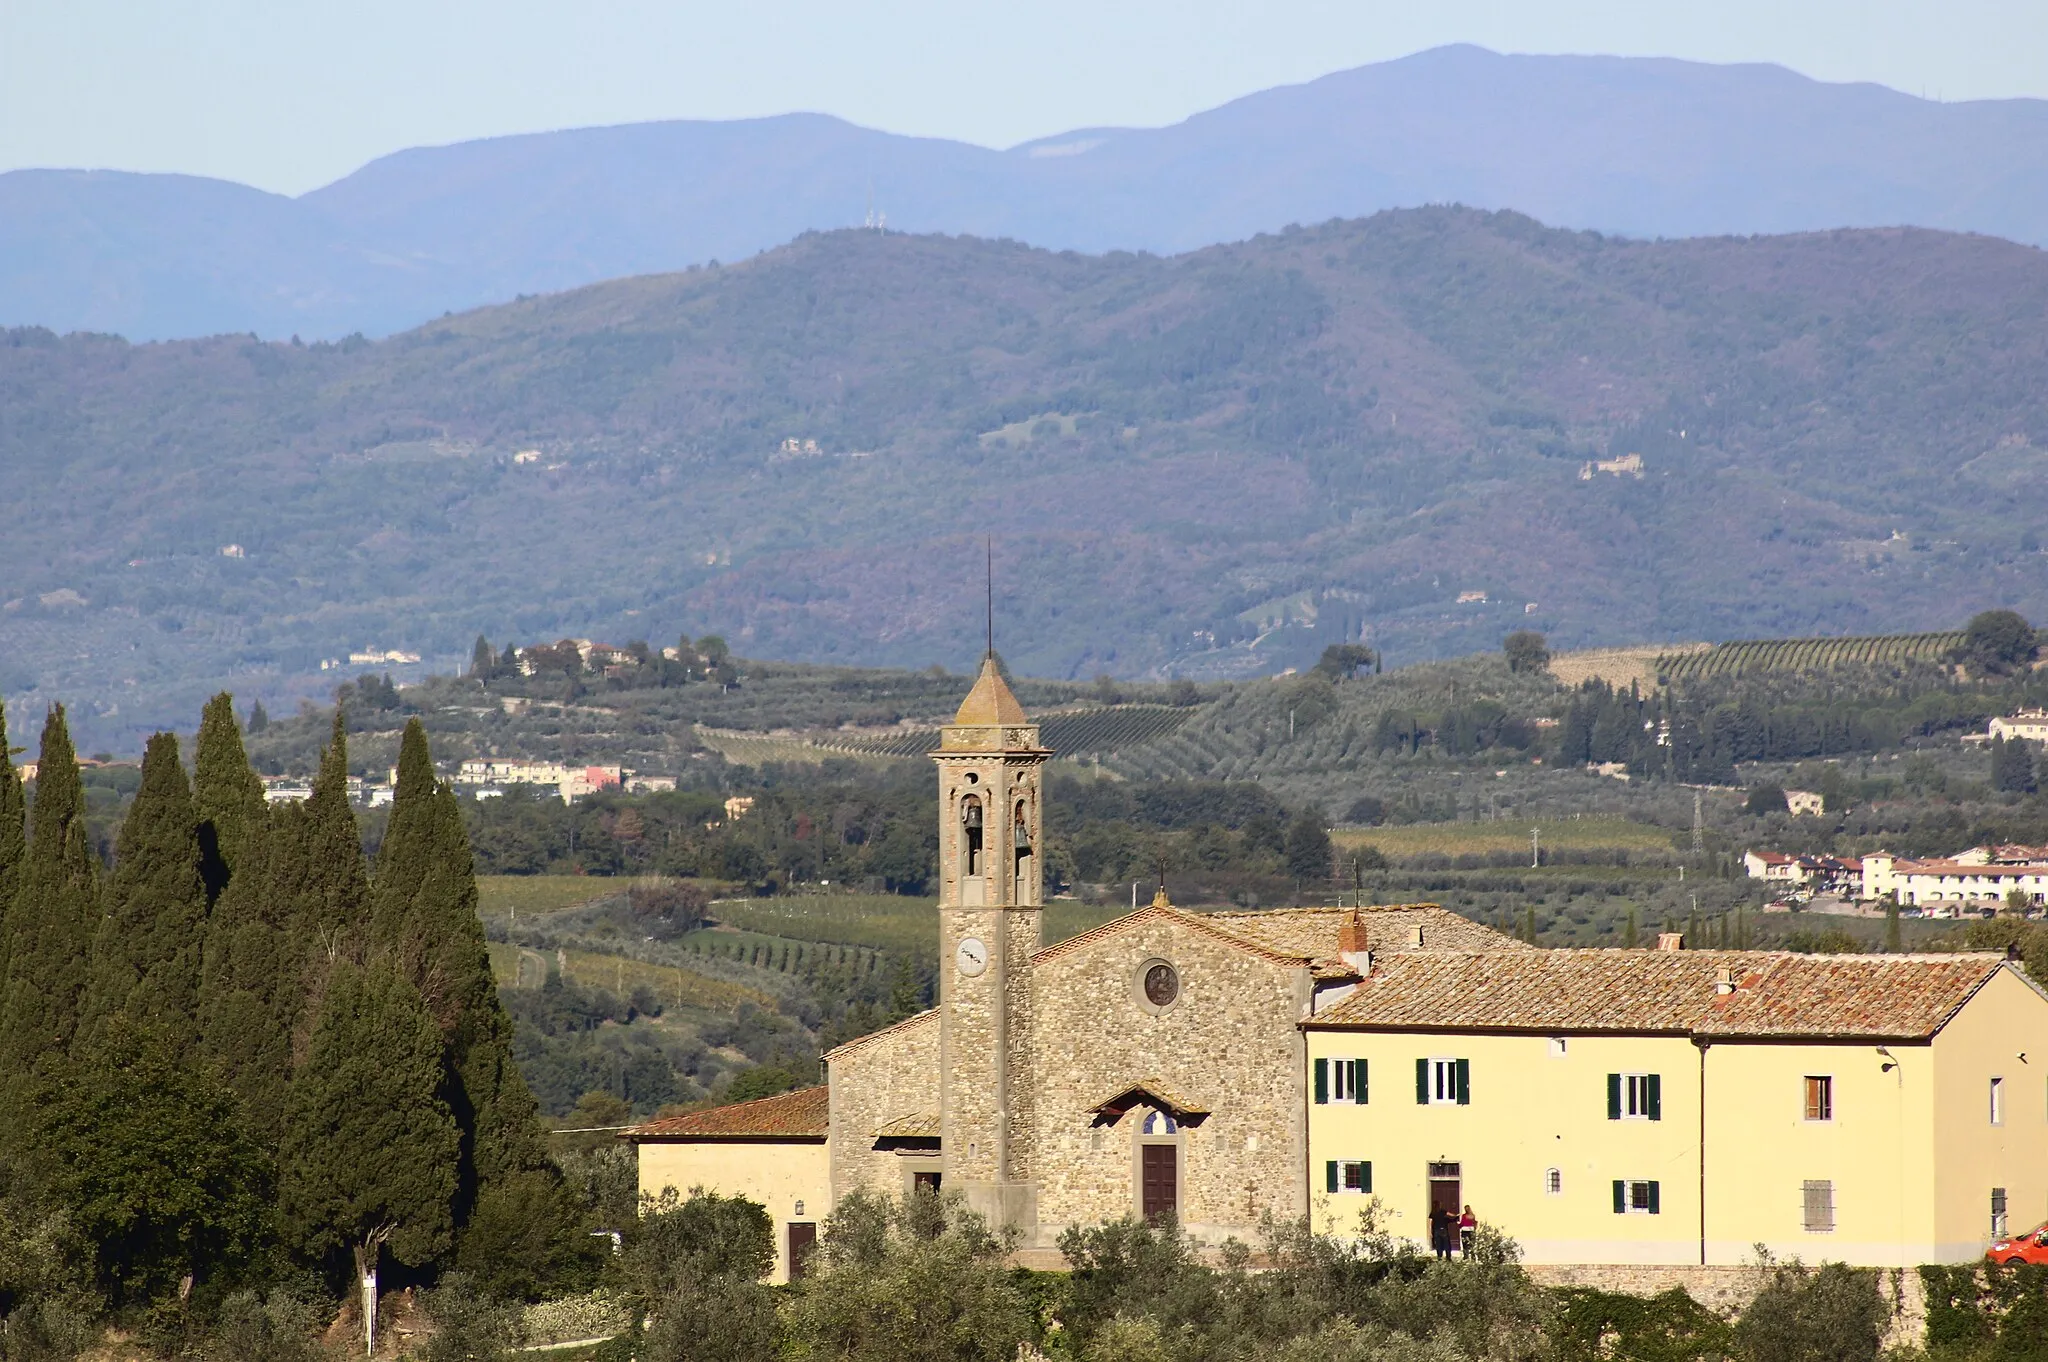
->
[949, 657, 1030, 727]
[1032, 900, 1519, 972]
[626, 1085, 828, 1141]
[1306, 949, 2018, 1040]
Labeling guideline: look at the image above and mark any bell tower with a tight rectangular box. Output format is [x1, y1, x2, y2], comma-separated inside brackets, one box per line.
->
[934, 652, 1048, 1232]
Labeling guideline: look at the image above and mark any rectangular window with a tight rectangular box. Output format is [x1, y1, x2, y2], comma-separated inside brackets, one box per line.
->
[1419, 1058, 1470, 1105]
[1802, 1180, 1835, 1232]
[1612, 1179, 1661, 1214]
[1334, 1059, 1367, 1104]
[1993, 1187, 2009, 1239]
[1323, 1159, 1372, 1194]
[1992, 1076, 2005, 1126]
[1804, 1076, 1833, 1122]
[1607, 1073, 1662, 1120]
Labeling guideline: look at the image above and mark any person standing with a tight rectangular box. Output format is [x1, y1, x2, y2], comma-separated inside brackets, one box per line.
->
[1459, 1204, 1477, 1257]
[1429, 1205, 1452, 1261]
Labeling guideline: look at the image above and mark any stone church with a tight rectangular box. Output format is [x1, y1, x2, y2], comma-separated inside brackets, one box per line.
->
[630, 655, 1523, 1270]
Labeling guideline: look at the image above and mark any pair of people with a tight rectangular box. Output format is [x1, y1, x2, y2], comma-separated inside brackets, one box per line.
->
[1429, 1204, 1478, 1260]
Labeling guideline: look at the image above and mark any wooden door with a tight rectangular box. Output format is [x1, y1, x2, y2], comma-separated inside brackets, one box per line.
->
[1141, 1144, 1178, 1222]
[787, 1222, 818, 1281]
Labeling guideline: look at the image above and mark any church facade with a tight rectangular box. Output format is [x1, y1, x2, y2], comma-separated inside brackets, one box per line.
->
[627, 656, 1525, 1261]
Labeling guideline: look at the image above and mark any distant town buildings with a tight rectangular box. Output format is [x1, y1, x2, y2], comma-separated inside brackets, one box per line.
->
[1784, 789, 1825, 816]
[454, 759, 626, 804]
[1990, 711, 2048, 743]
[348, 647, 422, 666]
[1746, 840, 2048, 914]
[1578, 452, 1644, 480]
[218, 543, 245, 558]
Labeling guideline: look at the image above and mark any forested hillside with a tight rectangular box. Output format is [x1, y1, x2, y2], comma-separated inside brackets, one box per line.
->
[7, 208, 2048, 748]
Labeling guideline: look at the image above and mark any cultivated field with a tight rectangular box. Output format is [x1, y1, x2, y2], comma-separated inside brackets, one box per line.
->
[1659, 632, 1965, 680]
[476, 875, 619, 920]
[1333, 818, 1677, 859]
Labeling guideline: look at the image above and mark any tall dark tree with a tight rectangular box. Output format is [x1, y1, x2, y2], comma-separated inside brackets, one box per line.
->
[1503, 630, 1550, 674]
[1992, 735, 2039, 794]
[285, 710, 370, 952]
[193, 692, 266, 904]
[470, 635, 494, 679]
[372, 721, 549, 1207]
[81, 733, 208, 1052]
[1956, 609, 2038, 676]
[0, 706, 101, 1097]
[0, 697, 25, 964]
[1283, 811, 1333, 883]
[279, 960, 457, 1355]
[46, 1015, 267, 1305]
[196, 809, 297, 1146]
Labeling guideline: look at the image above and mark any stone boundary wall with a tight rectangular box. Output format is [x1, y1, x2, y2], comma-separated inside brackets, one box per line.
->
[1527, 1262, 1926, 1349]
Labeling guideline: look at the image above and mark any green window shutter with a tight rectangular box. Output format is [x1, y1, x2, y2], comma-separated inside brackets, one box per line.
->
[1455, 1058, 1470, 1105]
[1607, 1073, 1622, 1120]
[1315, 1058, 1328, 1104]
[1416, 1058, 1429, 1104]
[1613, 1180, 1626, 1214]
[1647, 1181, 1661, 1215]
[1362, 1161, 1373, 1193]
[1647, 1074, 1662, 1121]
[1354, 1059, 1368, 1105]
[1326, 1160, 1338, 1194]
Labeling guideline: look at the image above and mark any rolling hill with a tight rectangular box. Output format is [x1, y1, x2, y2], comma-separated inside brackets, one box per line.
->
[6, 45, 2048, 341]
[7, 207, 2048, 750]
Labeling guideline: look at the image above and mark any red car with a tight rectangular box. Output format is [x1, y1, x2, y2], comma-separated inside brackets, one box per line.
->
[1987, 1223, 2048, 1265]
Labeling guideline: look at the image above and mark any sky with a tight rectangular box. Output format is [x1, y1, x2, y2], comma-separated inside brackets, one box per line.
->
[3, 0, 2045, 197]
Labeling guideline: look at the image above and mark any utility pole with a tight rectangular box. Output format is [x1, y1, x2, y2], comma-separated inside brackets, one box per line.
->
[1531, 827, 1540, 868]
[1692, 790, 1704, 859]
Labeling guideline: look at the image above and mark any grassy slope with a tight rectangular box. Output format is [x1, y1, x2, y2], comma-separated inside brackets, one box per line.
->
[13, 209, 2048, 748]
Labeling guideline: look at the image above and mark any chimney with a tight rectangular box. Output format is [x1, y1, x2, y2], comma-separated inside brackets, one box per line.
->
[1656, 932, 1685, 952]
[1338, 910, 1372, 976]
[1715, 966, 1735, 995]
[1408, 926, 1426, 950]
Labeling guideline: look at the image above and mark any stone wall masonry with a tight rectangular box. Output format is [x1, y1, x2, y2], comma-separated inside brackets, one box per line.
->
[828, 1012, 940, 1202]
[1022, 916, 1308, 1246]
[1527, 1262, 1927, 1350]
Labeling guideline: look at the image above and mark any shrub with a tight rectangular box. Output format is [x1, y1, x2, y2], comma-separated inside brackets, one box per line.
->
[417, 1272, 523, 1362]
[1735, 1261, 1887, 1362]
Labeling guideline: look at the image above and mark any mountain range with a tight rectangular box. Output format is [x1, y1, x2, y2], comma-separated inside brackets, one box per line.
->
[7, 207, 2048, 750]
[7, 44, 2048, 343]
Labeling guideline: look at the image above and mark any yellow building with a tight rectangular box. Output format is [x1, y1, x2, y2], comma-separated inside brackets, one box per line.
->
[1303, 947, 2048, 1267]
[628, 1086, 831, 1282]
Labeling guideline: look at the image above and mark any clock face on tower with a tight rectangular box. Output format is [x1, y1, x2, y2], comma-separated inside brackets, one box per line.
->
[955, 937, 989, 977]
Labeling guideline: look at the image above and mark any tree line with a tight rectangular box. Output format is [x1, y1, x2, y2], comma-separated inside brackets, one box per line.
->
[0, 696, 598, 1353]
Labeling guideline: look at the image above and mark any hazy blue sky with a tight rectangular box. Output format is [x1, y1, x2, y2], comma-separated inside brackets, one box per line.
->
[4, 0, 2044, 196]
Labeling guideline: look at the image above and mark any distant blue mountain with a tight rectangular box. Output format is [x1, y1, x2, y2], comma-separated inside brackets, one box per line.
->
[7, 45, 2048, 341]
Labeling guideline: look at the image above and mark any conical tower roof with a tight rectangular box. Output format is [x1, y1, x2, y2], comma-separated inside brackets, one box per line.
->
[952, 656, 1029, 727]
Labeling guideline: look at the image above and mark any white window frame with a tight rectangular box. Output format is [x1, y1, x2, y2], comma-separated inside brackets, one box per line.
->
[1622, 1179, 1657, 1214]
[1545, 1167, 1563, 1196]
[1333, 1058, 1363, 1104]
[1992, 1076, 2005, 1126]
[1623, 1073, 1654, 1120]
[1429, 1057, 1460, 1105]
[1334, 1160, 1370, 1194]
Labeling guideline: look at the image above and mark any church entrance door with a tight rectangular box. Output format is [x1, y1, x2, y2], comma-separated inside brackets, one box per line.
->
[1141, 1144, 1178, 1222]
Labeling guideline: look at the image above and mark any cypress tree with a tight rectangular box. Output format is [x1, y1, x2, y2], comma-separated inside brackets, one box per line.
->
[1, 706, 101, 1081]
[194, 692, 266, 904]
[288, 710, 369, 950]
[196, 806, 297, 1146]
[371, 720, 548, 1207]
[0, 697, 25, 969]
[278, 960, 457, 1354]
[81, 732, 208, 1052]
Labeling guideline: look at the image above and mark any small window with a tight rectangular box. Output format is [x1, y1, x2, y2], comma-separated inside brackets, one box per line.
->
[1804, 1076, 1833, 1122]
[1324, 1159, 1372, 1194]
[1992, 1077, 2005, 1126]
[1606, 1072, 1661, 1120]
[1612, 1179, 1660, 1214]
[1993, 1187, 2010, 1239]
[1142, 1110, 1178, 1135]
[1802, 1179, 1835, 1232]
[1545, 1168, 1563, 1196]
[1333, 1058, 1367, 1104]
[1419, 1057, 1469, 1105]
